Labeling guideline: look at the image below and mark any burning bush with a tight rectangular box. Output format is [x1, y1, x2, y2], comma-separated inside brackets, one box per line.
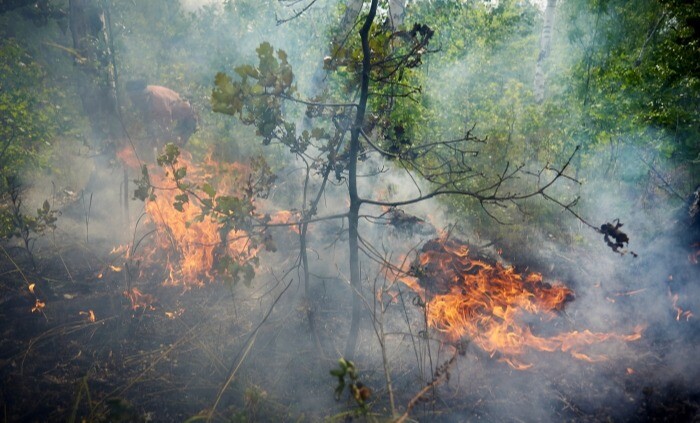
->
[122, 144, 280, 288]
[397, 237, 643, 369]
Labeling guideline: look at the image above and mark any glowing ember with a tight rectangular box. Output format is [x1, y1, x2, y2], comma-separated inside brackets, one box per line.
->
[396, 237, 643, 369]
[165, 308, 185, 319]
[31, 299, 45, 313]
[690, 243, 700, 265]
[124, 287, 156, 311]
[79, 310, 96, 322]
[668, 288, 693, 321]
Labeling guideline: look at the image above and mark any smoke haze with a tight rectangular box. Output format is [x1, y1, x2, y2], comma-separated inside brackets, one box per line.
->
[1, 0, 698, 421]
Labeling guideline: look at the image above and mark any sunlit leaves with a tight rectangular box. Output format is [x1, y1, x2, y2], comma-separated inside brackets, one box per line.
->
[564, 0, 700, 162]
[329, 358, 370, 412]
[213, 42, 312, 152]
[212, 72, 244, 117]
[211, 42, 298, 148]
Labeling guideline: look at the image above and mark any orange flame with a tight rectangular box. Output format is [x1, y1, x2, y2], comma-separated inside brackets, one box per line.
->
[120, 147, 259, 288]
[268, 210, 302, 234]
[395, 237, 643, 369]
[668, 288, 694, 321]
[124, 287, 156, 311]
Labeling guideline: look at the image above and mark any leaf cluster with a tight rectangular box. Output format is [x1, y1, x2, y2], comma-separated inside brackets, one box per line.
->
[0, 176, 59, 266]
[212, 42, 296, 146]
[330, 358, 371, 413]
[0, 38, 57, 186]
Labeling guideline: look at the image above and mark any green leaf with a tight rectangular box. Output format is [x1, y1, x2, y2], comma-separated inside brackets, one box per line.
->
[329, 369, 345, 377]
[174, 167, 187, 180]
[235, 64, 258, 80]
[202, 183, 216, 197]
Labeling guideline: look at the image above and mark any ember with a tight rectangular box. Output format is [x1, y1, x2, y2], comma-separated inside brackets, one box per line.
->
[668, 288, 694, 321]
[690, 243, 700, 265]
[124, 287, 156, 311]
[397, 237, 643, 369]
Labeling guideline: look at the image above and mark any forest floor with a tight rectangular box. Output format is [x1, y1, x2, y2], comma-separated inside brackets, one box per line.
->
[1, 223, 699, 422]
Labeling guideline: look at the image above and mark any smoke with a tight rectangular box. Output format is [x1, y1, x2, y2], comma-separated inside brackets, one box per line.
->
[5, 1, 698, 422]
[179, 0, 223, 13]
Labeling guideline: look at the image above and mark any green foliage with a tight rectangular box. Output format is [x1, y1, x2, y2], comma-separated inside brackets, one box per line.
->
[330, 358, 370, 413]
[133, 165, 154, 202]
[0, 38, 57, 189]
[0, 176, 59, 266]
[563, 0, 700, 162]
[212, 42, 297, 146]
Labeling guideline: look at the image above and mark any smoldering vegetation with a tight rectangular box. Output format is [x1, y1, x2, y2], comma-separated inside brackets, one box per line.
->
[1, 0, 699, 422]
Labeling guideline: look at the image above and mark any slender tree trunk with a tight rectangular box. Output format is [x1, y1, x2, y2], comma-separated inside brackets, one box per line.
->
[300, 0, 364, 302]
[534, 0, 557, 103]
[344, 0, 378, 360]
[306, 0, 363, 100]
[388, 0, 406, 29]
[70, 0, 128, 235]
[69, 0, 122, 153]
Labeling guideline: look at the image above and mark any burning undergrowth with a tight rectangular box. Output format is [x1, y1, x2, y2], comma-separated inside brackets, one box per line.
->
[395, 236, 644, 370]
[1, 146, 698, 421]
[116, 145, 297, 291]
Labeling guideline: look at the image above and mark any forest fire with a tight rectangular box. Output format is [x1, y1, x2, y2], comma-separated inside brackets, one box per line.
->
[118, 147, 259, 288]
[397, 237, 643, 369]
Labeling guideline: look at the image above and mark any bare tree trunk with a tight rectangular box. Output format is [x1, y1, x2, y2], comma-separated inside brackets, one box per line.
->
[534, 0, 557, 103]
[336, 0, 364, 46]
[388, 0, 406, 29]
[70, 0, 127, 235]
[306, 0, 363, 100]
[344, 0, 378, 360]
[69, 0, 122, 153]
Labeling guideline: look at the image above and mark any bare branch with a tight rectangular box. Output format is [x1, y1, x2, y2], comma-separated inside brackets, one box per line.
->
[276, 0, 320, 25]
[394, 348, 460, 423]
[359, 146, 583, 218]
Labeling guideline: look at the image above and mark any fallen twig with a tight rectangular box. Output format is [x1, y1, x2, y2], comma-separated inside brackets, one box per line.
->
[394, 348, 460, 423]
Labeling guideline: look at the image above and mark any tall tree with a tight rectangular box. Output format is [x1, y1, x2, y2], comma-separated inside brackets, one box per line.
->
[534, 0, 557, 103]
[213, 0, 587, 360]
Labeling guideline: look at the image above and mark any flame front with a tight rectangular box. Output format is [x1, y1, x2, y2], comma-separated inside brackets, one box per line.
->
[397, 237, 643, 369]
[121, 148, 258, 288]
